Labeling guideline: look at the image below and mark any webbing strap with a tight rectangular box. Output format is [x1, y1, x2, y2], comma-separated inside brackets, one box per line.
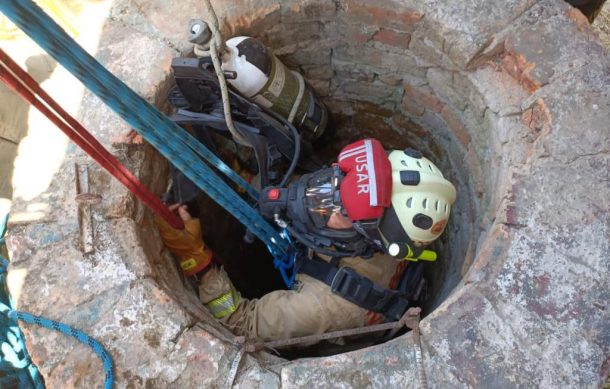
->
[0, 0, 291, 259]
[0, 48, 185, 230]
[298, 258, 411, 321]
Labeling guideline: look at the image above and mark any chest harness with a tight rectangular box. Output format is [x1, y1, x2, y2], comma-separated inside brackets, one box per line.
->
[259, 138, 456, 320]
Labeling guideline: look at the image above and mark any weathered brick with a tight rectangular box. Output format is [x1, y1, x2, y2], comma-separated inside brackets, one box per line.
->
[334, 68, 376, 83]
[500, 49, 540, 94]
[282, 45, 331, 67]
[427, 68, 468, 111]
[308, 79, 331, 97]
[379, 74, 403, 86]
[342, 0, 423, 31]
[337, 81, 399, 102]
[440, 105, 471, 148]
[391, 113, 429, 139]
[404, 85, 444, 113]
[401, 93, 425, 117]
[280, 1, 337, 23]
[373, 29, 411, 49]
[350, 32, 371, 43]
[302, 64, 334, 79]
[262, 21, 322, 48]
[353, 100, 395, 117]
[521, 98, 552, 138]
[352, 112, 405, 148]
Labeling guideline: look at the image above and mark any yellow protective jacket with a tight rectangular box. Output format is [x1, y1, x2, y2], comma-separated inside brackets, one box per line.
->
[154, 215, 213, 276]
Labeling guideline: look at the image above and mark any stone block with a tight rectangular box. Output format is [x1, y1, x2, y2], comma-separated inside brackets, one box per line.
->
[340, 0, 424, 32]
[500, 0, 605, 88]
[427, 68, 468, 111]
[335, 81, 403, 107]
[378, 73, 403, 86]
[221, 1, 282, 36]
[308, 79, 331, 97]
[522, 60, 609, 164]
[408, 30, 458, 70]
[281, 45, 331, 67]
[333, 44, 426, 79]
[332, 58, 376, 83]
[466, 65, 529, 117]
[302, 64, 335, 80]
[372, 28, 411, 49]
[401, 93, 426, 117]
[404, 84, 444, 113]
[440, 105, 471, 148]
[94, 22, 175, 103]
[412, 0, 538, 68]
[280, 0, 337, 24]
[114, 0, 212, 53]
[261, 21, 322, 49]
[280, 333, 421, 388]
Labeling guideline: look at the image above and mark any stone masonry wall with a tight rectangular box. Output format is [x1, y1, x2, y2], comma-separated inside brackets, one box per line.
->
[5, 0, 609, 387]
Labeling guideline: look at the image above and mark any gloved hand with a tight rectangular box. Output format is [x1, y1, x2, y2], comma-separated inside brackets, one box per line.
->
[155, 204, 213, 276]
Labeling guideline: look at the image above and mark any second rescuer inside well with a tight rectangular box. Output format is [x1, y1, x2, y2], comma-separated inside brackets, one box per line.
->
[155, 138, 456, 342]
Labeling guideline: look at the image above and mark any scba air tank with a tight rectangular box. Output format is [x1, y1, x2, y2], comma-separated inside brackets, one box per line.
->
[221, 37, 328, 141]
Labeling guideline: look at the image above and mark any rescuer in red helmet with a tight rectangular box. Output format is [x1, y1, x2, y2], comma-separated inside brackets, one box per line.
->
[155, 138, 456, 342]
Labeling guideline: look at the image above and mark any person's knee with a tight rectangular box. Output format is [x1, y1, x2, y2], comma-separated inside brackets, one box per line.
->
[199, 266, 241, 319]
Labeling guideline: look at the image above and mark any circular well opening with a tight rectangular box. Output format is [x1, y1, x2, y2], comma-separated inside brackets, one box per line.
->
[160, 1, 494, 359]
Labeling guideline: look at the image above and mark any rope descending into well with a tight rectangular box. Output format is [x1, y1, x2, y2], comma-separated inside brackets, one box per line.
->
[0, 48, 185, 230]
[194, 0, 247, 145]
[0, 0, 291, 261]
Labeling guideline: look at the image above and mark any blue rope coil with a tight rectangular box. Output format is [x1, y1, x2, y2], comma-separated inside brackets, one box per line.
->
[6, 308, 115, 389]
[1, 210, 115, 388]
[0, 212, 44, 388]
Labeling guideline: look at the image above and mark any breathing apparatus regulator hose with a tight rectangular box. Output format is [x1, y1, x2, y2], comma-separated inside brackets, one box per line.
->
[285, 224, 357, 258]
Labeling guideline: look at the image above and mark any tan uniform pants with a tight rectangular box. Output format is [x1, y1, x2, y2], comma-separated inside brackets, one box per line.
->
[199, 253, 406, 341]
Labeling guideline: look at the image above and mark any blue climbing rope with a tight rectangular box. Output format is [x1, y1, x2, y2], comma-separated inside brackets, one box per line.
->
[3, 307, 115, 389]
[0, 212, 44, 389]
[0, 211, 115, 389]
[0, 0, 293, 264]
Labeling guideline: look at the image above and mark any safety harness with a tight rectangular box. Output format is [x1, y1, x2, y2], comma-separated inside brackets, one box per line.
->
[257, 139, 432, 318]
[297, 256, 424, 321]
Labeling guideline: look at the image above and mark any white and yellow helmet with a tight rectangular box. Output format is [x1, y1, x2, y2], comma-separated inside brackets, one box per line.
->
[379, 149, 457, 254]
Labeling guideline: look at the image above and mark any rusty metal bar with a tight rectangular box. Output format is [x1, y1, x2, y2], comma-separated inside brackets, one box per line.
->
[256, 308, 420, 351]
[75, 162, 100, 254]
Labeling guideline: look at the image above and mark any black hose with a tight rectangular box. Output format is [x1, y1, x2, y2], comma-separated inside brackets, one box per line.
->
[286, 225, 356, 258]
[279, 120, 301, 187]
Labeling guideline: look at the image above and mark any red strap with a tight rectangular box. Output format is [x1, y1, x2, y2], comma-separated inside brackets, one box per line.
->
[0, 49, 184, 230]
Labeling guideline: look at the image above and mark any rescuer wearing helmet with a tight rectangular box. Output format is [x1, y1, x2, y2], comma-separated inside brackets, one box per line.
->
[156, 138, 456, 341]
